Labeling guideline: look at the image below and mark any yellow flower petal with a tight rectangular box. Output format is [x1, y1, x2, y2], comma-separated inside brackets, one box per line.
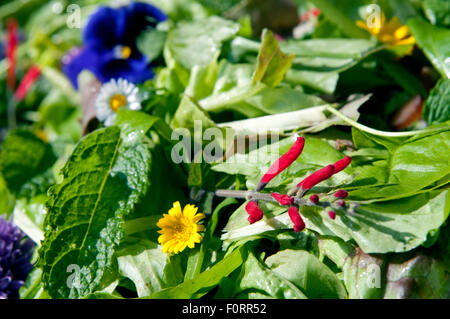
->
[156, 201, 205, 254]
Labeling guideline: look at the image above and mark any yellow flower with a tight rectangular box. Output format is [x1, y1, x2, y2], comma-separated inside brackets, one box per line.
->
[157, 201, 205, 254]
[356, 12, 415, 49]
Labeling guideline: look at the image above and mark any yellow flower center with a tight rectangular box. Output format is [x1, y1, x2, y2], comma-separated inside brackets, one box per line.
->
[121, 46, 132, 59]
[109, 94, 127, 112]
[114, 45, 132, 59]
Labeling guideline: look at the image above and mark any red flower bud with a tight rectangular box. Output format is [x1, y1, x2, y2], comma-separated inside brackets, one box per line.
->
[288, 206, 305, 232]
[309, 194, 319, 204]
[260, 137, 305, 184]
[271, 193, 295, 206]
[334, 190, 348, 199]
[332, 156, 352, 174]
[328, 211, 336, 220]
[14, 65, 41, 102]
[6, 19, 19, 90]
[297, 165, 334, 190]
[245, 201, 263, 224]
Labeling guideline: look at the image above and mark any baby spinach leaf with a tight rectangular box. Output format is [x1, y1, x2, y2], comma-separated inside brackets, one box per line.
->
[116, 240, 172, 297]
[265, 249, 347, 298]
[38, 126, 152, 298]
[166, 16, 239, 69]
[234, 252, 307, 299]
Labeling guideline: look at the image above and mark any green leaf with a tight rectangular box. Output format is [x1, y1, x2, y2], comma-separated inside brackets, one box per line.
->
[252, 29, 294, 88]
[384, 254, 450, 298]
[423, 79, 450, 125]
[234, 252, 307, 299]
[0, 129, 56, 193]
[144, 246, 247, 299]
[136, 29, 167, 62]
[348, 128, 450, 201]
[423, 0, 450, 27]
[308, 0, 370, 38]
[166, 16, 239, 69]
[408, 18, 450, 78]
[117, 240, 173, 297]
[265, 249, 347, 298]
[38, 126, 152, 298]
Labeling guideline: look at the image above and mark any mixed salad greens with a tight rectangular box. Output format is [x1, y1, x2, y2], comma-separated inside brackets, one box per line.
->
[0, 0, 449, 299]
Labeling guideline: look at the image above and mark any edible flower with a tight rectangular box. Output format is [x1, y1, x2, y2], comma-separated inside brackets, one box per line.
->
[63, 2, 167, 89]
[94, 78, 142, 126]
[356, 12, 415, 50]
[157, 202, 205, 255]
[0, 218, 35, 299]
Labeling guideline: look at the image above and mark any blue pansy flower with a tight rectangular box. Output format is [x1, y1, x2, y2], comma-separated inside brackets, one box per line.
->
[63, 2, 167, 89]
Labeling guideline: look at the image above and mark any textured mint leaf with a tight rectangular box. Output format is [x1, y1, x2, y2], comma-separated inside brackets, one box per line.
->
[0, 129, 56, 193]
[38, 126, 151, 298]
[423, 79, 450, 125]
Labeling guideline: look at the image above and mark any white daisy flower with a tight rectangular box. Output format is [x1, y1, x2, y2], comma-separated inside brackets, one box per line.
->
[94, 78, 142, 126]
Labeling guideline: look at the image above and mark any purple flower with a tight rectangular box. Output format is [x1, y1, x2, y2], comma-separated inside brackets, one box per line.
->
[63, 2, 167, 89]
[0, 218, 35, 299]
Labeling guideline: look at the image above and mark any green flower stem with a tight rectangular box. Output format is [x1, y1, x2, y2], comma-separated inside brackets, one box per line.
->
[123, 215, 161, 235]
[325, 105, 449, 137]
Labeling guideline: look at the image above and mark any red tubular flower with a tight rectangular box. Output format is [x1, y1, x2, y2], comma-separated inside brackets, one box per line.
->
[334, 190, 348, 199]
[328, 211, 336, 220]
[14, 65, 41, 102]
[288, 206, 305, 232]
[245, 201, 264, 224]
[309, 194, 319, 204]
[6, 19, 19, 90]
[297, 165, 335, 191]
[271, 193, 295, 206]
[332, 156, 352, 174]
[256, 137, 305, 191]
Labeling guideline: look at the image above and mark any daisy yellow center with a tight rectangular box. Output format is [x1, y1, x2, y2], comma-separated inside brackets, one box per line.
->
[157, 202, 205, 254]
[109, 94, 127, 112]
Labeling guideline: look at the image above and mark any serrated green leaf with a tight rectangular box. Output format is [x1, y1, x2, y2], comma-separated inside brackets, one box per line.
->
[423, 79, 450, 125]
[38, 126, 152, 298]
